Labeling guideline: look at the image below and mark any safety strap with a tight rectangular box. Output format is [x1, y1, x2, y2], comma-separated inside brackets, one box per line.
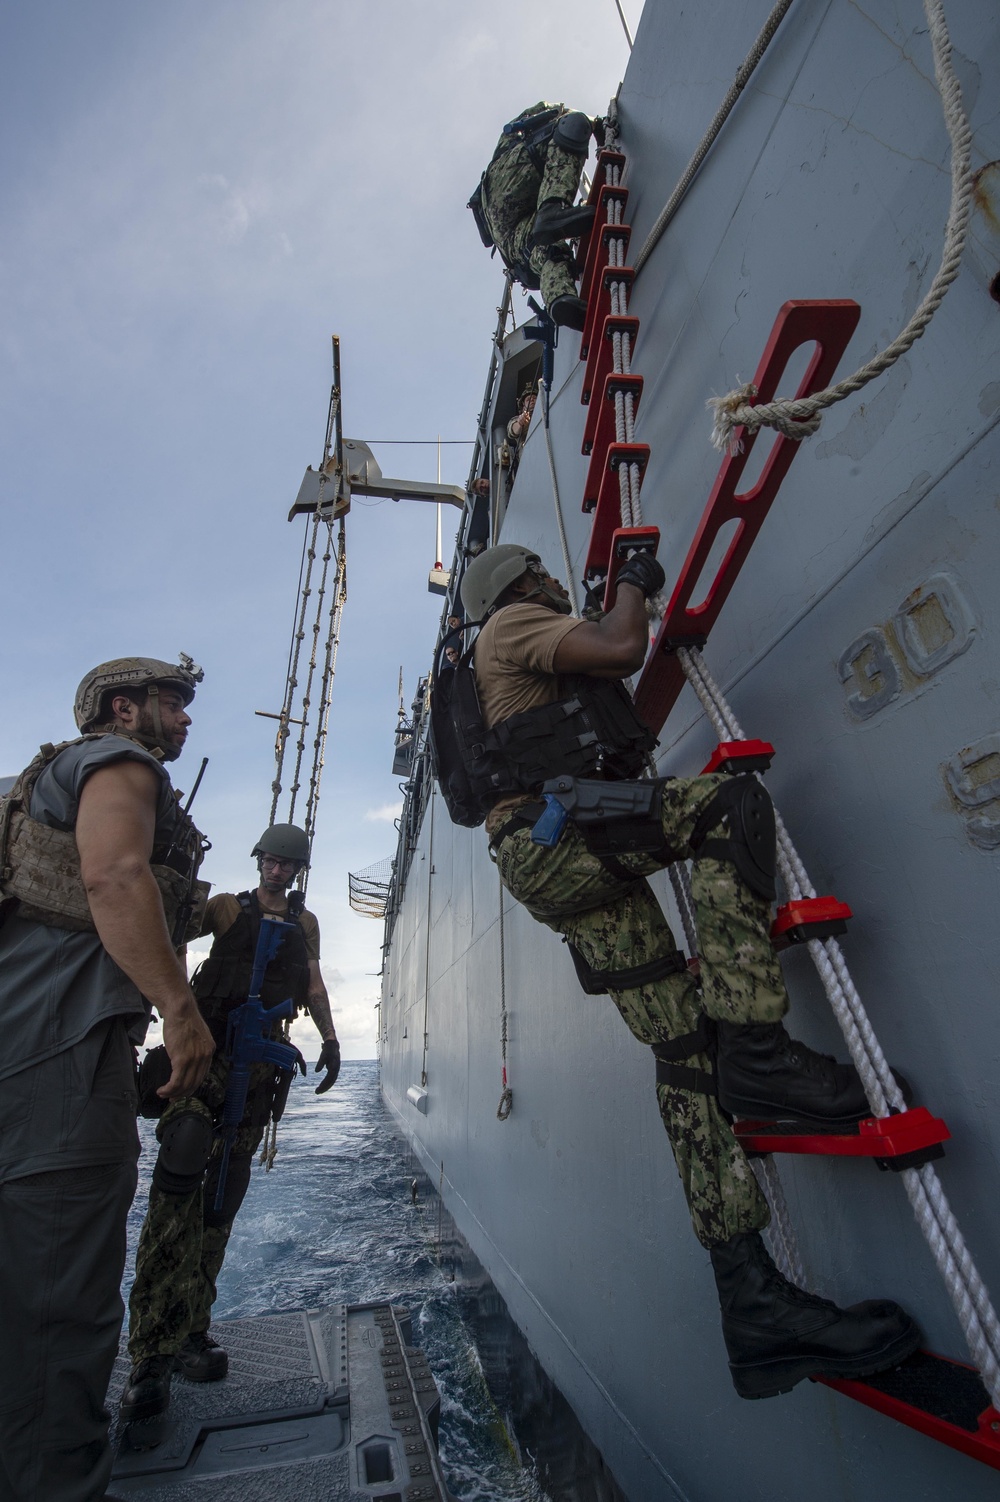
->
[565, 938, 687, 996]
[651, 1014, 717, 1096]
[488, 802, 546, 850]
[237, 889, 259, 951]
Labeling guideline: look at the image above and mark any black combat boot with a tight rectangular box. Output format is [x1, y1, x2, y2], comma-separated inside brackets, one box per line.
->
[529, 200, 596, 247]
[715, 1020, 872, 1125]
[119, 1354, 173, 1422]
[711, 1231, 920, 1399]
[175, 1330, 229, 1382]
[548, 295, 588, 331]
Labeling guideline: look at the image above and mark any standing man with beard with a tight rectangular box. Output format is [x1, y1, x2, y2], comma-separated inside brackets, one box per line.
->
[122, 822, 340, 1423]
[0, 656, 214, 1502]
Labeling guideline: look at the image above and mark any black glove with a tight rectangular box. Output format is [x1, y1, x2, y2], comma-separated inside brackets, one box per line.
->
[592, 115, 607, 149]
[616, 551, 665, 599]
[315, 1038, 341, 1094]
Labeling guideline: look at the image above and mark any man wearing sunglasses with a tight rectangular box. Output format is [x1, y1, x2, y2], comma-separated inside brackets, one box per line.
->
[121, 823, 340, 1424]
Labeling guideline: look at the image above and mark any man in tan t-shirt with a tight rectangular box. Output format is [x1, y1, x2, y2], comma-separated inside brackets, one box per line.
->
[122, 822, 340, 1422]
[456, 543, 918, 1401]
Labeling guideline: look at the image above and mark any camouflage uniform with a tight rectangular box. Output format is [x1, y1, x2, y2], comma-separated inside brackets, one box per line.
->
[481, 112, 586, 308]
[127, 890, 314, 1362]
[495, 772, 784, 1248]
[127, 1050, 279, 1359]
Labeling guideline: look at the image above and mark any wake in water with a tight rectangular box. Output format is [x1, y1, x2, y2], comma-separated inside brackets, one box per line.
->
[124, 1059, 547, 1502]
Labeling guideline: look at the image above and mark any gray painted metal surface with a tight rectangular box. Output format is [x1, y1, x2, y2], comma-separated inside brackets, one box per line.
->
[108, 1303, 447, 1500]
[380, 2, 1000, 1498]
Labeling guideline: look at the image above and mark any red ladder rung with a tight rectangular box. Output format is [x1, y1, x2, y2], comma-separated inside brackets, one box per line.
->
[582, 372, 644, 457]
[578, 196, 632, 308]
[583, 445, 651, 578]
[733, 1106, 950, 1161]
[819, 1350, 1000, 1473]
[580, 264, 635, 362]
[596, 527, 661, 611]
[771, 895, 852, 950]
[701, 740, 775, 775]
[581, 315, 641, 409]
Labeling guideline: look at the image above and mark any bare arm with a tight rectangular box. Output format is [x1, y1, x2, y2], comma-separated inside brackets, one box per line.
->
[306, 958, 337, 1044]
[76, 760, 214, 1099]
[551, 581, 649, 678]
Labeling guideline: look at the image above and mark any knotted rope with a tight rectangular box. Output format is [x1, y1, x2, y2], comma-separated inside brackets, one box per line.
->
[708, 0, 974, 454]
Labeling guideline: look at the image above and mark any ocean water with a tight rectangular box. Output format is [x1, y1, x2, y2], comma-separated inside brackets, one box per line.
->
[123, 1059, 548, 1502]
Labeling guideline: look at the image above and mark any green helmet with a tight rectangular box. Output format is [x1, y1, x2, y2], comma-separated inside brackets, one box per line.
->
[74, 654, 203, 732]
[252, 823, 310, 866]
[460, 544, 540, 619]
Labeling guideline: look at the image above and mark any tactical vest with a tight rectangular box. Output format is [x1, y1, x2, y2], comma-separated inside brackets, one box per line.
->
[192, 891, 311, 1026]
[0, 734, 209, 941]
[430, 638, 656, 828]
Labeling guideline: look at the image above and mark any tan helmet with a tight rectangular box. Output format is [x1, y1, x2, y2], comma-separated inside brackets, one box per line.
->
[74, 654, 203, 732]
[459, 544, 540, 619]
[252, 823, 310, 867]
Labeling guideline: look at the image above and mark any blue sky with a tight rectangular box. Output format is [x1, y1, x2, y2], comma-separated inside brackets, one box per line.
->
[1, 0, 642, 1056]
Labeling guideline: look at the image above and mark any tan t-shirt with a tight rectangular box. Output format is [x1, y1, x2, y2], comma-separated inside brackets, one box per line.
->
[199, 892, 321, 961]
[473, 602, 582, 835]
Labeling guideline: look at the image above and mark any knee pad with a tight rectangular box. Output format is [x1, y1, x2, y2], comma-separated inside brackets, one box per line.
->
[552, 111, 593, 155]
[203, 1153, 253, 1229]
[153, 1109, 213, 1196]
[688, 776, 777, 901]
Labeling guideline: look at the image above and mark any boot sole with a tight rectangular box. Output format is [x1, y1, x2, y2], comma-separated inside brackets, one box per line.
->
[729, 1320, 921, 1399]
[718, 1091, 870, 1129]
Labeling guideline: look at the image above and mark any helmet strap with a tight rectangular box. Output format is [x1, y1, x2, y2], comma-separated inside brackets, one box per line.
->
[520, 581, 574, 615]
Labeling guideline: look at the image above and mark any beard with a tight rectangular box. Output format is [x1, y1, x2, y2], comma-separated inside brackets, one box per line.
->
[133, 704, 183, 760]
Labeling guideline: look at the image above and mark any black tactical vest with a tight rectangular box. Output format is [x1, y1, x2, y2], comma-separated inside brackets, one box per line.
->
[431, 640, 656, 829]
[192, 890, 311, 1031]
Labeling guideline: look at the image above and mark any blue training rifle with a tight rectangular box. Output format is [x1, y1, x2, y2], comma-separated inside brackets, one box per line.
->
[213, 914, 303, 1213]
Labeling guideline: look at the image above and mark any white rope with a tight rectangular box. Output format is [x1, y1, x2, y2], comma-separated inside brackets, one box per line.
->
[755, 1155, 806, 1288]
[708, 0, 975, 453]
[675, 644, 1000, 1405]
[633, 0, 796, 275]
[540, 391, 581, 618]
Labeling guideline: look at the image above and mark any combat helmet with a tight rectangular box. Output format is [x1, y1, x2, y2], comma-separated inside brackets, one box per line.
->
[460, 544, 541, 619]
[74, 654, 203, 732]
[252, 823, 311, 868]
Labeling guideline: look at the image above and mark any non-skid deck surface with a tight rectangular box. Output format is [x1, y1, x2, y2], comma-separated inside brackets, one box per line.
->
[109, 1304, 446, 1501]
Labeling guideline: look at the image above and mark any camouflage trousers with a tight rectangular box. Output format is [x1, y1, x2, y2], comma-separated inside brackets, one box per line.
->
[495, 774, 788, 1248]
[482, 139, 584, 307]
[127, 1053, 276, 1361]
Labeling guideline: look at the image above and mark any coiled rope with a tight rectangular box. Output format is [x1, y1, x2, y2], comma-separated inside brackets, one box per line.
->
[676, 643, 1000, 1407]
[708, 0, 974, 453]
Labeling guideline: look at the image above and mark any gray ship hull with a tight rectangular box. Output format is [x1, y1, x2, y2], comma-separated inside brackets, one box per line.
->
[379, 2, 1000, 1497]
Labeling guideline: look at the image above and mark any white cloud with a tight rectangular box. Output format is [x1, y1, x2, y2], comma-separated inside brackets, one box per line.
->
[364, 802, 403, 823]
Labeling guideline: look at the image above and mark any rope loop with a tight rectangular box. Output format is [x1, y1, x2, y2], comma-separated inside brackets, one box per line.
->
[496, 1087, 513, 1121]
[708, 0, 974, 453]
